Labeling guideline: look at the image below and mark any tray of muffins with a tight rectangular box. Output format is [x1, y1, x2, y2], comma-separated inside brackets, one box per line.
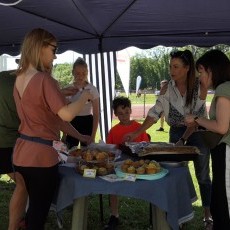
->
[76, 161, 115, 176]
[120, 142, 200, 162]
[69, 145, 120, 161]
[73, 148, 116, 176]
[115, 159, 168, 180]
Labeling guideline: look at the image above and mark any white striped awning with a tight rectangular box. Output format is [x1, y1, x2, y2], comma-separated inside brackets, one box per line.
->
[83, 52, 117, 141]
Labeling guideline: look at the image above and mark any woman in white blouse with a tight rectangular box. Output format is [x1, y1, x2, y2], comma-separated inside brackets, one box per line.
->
[125, 50, 212, 228]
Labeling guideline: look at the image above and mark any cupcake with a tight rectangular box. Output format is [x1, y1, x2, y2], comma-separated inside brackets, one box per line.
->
[121, 164, 129, 172]
[139, 159, 145, 166]
[132, 161, 140, 168]
[149, 161, 161, 172]
[146, 165, 157, 174]
[124, 159, 133, 165]
[106, 163, 114, 173]
[83, 151, 93, 161]
[136, 166, 145, 175]
[97, 167, 108, 176]
[127, 166, 136, 174]
[96, 151, 107, 161]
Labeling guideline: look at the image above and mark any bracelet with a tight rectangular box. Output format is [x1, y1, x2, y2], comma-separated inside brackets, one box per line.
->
[179, 137, 186, 145]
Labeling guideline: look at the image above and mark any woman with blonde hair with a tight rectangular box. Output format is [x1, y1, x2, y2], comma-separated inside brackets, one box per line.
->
[9, 28, 92, 230]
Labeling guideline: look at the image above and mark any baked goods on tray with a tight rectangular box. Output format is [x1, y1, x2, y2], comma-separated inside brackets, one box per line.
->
[71, 148, 116, 176]
[115, 159, 169, 180]
[119, 159, 161, 175]
[76, 161, 114, 176]
[69, 148, 116, 161]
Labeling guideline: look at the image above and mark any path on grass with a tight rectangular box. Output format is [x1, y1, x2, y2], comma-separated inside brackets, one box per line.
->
[113, 102, 211, 119]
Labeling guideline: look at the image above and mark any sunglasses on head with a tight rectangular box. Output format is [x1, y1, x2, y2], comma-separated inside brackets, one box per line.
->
[46, 42, 58, 55]
[170, 50, 189, 64]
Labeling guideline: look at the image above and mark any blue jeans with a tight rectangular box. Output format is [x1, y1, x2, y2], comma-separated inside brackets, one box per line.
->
[170, 126, 211, 207]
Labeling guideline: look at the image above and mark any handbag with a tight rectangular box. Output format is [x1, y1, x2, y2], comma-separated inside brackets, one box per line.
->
[195, 130, 223, 149]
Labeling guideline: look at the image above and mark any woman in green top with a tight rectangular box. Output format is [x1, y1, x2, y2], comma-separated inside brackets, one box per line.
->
[185, 49, 230, 229]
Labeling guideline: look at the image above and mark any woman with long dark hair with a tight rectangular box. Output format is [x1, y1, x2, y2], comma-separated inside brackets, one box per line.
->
[125, 50, 212, 228]
[185, 49, 230, 229]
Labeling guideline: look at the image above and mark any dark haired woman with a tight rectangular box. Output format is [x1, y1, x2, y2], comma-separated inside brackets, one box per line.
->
[125, 50, 212, 228]
[185, 49, 230, 229]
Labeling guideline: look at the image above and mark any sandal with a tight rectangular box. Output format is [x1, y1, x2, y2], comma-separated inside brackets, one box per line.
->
[203, 217, 213, 230]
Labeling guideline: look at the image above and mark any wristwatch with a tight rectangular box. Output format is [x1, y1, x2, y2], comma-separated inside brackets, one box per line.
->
[179, 137, 186, 145]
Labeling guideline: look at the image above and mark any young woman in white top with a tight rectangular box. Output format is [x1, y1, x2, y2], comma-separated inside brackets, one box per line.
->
[62, 57, 100, 148]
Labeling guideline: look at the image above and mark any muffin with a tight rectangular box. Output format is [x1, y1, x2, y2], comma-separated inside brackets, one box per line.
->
[132, 161, 140, 168]
[106, 163, 114, 173]
[136, 166, 145, 175]
[145, 165, 157, 174]
[127, 166, 136, 174]
[97, 167, 108, 176]
[121, 164, 129, 173]
[96, 151, 107, 161]
[124, 159, 133, 165]
[149, 161, 161, 172]
[139, 159, 145, 166]
[83, 151, 94, 161]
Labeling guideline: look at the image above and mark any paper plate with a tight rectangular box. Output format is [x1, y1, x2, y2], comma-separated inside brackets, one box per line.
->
[115, 166, 168, 180]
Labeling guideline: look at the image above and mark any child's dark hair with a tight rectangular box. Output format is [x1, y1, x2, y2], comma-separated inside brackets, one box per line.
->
[112, 96, 131, 112]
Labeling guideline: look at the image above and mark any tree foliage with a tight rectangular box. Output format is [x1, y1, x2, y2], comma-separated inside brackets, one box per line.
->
[128, 45, 230, 92]
[52, 63, 72, 88]
[129, 46, 171, 91]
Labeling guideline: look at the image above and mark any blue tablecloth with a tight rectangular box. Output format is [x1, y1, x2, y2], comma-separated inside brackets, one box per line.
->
[54, 164, 196, 230]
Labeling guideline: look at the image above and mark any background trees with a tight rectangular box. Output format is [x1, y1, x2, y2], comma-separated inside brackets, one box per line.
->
[123, 45, 230, 92]
[53, 63, 72, 87]
[53, 45, 230, 91]
[129, 46, 171, 91]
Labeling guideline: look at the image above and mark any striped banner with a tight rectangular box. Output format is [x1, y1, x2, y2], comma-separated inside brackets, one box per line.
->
[83, 52, 116, 142]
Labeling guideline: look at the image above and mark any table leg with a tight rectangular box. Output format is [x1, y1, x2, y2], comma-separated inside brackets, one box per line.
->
[151, 204, 170, 230]
[71, 197, 88, 230]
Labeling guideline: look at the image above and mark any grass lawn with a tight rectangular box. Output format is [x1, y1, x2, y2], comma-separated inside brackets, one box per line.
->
[1, 94, 213, 229]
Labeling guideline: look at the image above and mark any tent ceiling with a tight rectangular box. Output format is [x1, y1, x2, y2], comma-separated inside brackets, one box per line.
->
[1, 0, 230, 55]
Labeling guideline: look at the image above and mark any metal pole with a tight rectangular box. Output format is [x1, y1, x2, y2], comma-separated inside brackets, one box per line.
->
[143, 89, 146, 118]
